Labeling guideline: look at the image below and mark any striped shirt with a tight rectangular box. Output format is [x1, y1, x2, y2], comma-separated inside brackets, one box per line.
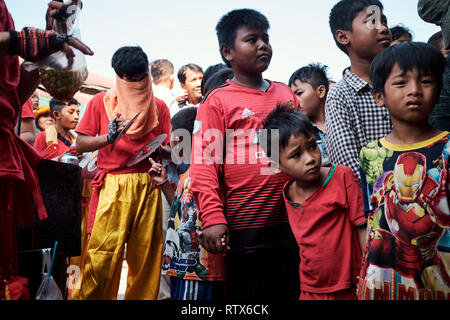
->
[190, 79, 299, 254]
[325, 68, 392, 179]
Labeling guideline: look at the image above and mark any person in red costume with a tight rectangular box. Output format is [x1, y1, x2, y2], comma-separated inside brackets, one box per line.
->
[0, 0, 93, 300]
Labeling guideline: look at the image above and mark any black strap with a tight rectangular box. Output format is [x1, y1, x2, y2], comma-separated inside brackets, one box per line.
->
[57, 133, 72, 148]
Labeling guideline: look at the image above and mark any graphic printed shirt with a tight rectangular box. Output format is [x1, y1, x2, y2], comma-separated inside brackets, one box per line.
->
[358, 132, 450, 300]
[162, 168, 225, 281]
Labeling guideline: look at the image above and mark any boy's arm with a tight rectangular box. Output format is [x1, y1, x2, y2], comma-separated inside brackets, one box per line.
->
[76, 133, 109, 154]
[345, 167, 368, 253]
[325, 94, 361, 179]
[148, 157, 175, 204]
[357, 225, 367, 255]
[190, 98, 229, 252]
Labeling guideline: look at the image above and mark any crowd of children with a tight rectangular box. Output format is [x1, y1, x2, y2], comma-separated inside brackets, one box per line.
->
[1, 0, 450, 301]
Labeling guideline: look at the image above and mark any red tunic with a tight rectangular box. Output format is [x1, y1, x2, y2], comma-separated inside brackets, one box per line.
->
[21, 98, 35, 119]
[75, 92, 171, 232]
[283, 164, 367, 293]
[0, 0, 46, 221]
[0, 0, 47, 299]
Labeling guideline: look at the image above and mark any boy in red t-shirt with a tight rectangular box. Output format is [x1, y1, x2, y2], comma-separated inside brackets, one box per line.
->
[262, 104, 367, 300]
[34, 98, 79, 158]
[190, 8, 300, 300]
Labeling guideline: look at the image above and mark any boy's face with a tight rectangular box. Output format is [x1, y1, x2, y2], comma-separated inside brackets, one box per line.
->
[344, 6, 390, 59]
[374, 63, 439, 124]
[222, 25, 272, 75]
[55, 104, 80, 130]
[290, 80, 325, 118]
[278, 132, 322, 183]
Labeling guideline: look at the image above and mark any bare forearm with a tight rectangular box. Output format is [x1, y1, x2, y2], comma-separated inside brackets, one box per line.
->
[17, 119, 36, 145]
[357, 225, 367, 255]
[76, 134, 109, 154]
[159, 180, 175, 205]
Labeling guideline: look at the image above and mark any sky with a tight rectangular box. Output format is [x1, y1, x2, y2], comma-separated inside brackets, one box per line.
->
[6, 0, 441, 92]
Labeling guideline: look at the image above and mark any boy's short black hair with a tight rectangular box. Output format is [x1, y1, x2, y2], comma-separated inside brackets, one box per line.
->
[390, 24, 413, 42]
[111, 46, 149, 79]
[150, 59, 174, 83]
[49, 98, 79, 114]
[201, 63, 227, 95]
[216, 8, 270, 66]
[288, 63, 330, 93]
[171, 107, 198, 136]
[329, 0, 384, 54]
[177, 64, 203, 85]
[262, 103, 315, 160]
[370, 41, 446, 94]
[202, 68, 234, 96]
[428, 31, 444, 50]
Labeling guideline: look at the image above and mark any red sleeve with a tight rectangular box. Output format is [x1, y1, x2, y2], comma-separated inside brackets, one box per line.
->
[190, 95, 227, 228]
[75, 93, 104, 136]
[155, 97, 171, 145]
[344, 166, 367, 226]
[21, 98, 35, 119]
[33, 131, 47, 152]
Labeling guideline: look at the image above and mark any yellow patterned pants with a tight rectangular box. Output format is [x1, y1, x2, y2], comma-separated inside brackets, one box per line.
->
[80, 173, 163, 300]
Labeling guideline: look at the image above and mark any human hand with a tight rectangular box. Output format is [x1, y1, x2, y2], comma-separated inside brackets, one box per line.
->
[198, 224, 230, 253]
[176, 90, 188, 103]
[9, 27, 93, 63]
[106, 118, 120, 144]
[148, 157, 168, 186]
[46, 1, 80, 30]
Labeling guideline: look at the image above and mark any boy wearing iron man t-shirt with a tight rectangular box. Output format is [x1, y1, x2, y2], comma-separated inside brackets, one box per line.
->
[190, 9, 300, 300]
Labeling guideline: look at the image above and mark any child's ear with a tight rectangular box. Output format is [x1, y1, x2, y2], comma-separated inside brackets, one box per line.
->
[316, 85, 327, 99]
[335, 29, 350, 47]
[373, 91, 386, 108]
[220, 44, 233, 64]
[52, 110, 60, 120]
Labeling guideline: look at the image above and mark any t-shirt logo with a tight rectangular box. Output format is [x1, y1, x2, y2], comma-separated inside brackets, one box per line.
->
[193, 119, 201, 134]
[241, 108, 255, 119]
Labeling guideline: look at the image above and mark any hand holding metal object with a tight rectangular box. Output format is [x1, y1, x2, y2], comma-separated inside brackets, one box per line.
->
[109, 112, 141, 152]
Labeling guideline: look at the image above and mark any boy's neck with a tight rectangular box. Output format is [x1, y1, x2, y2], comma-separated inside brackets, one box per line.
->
[349, 53, 373, 84]
[231, 72, 269, 91]
[289, 167, 329, 204]
[308, 104, 326, 132]
[386, 120, 442, 145]
[55, 123, 72, 141]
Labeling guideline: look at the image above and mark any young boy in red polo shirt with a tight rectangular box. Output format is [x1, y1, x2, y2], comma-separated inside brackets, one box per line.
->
[262, 104, 367, 300]
[190, 8, 300, 300]
[34, 98, 80, 158]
